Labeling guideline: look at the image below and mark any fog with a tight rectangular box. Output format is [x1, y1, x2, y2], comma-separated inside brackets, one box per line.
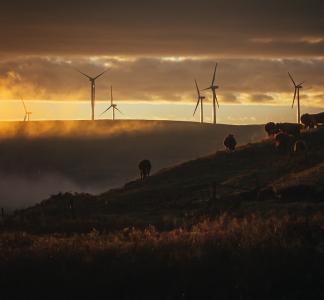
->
[0, 120, 264, 210]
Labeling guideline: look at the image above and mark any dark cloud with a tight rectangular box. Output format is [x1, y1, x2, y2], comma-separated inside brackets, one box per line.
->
[0, 56, 324, 105]
[250, 94, 274, 103]
[0, 0, 323, 56]
[221, 93, 240, 103]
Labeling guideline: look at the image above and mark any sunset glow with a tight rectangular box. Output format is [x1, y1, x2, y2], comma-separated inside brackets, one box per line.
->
[0, 0, 323, 123]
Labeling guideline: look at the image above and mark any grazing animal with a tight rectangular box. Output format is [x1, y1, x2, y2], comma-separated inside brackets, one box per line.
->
[139, 159, 152, 180]
[224, 134, 237, 152]
[301, 112, 324, 129]
[276, 123, 302, 137]
[275, 133, 293, 154]
[265, 122, 301, 137]
[265, 122, 277, 136]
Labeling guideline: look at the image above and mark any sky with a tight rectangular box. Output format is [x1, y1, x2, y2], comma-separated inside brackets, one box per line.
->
[0, 0, 323, 123]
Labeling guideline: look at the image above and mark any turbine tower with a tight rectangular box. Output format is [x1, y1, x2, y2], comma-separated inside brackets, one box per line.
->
[288, 72, 304, 124]
[193, 79, 206, 123]
[203, 63, 220, 124]
[20, 96, 32, 121]
[100, 86, 123, 120]
[76, 69, 107, 121]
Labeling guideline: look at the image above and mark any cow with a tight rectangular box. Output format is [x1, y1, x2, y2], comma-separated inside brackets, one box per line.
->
[224, 134, 237, 152]
[265, 122, 277, 136]
[138, 159, 152, 180]
[301, 112, 324, 129]
[265, 122, 301, 137]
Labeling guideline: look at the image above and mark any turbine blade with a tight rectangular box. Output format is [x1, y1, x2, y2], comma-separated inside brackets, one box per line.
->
[292, 88, 297, 108]
[298, 81, 305, 86]
[75, 69, 92, 79]
[288, 72, 296, 86]
[94, 69, 108, 80]
[193, 99, 200, 116]
[212, 63, 218, 85]
[115, 107, 123, 114]
[20, 96, 28, 113]
[202, 87, 211, 91]
[215, 94, 220, 108]
[99, 105, 113, 116]
[194, 79, 200, 97]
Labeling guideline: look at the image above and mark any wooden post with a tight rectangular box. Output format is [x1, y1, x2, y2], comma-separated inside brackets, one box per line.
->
[1, 208, 4, 218]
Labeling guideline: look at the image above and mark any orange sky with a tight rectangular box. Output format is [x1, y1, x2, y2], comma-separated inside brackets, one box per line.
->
[0, 0, 323, 122]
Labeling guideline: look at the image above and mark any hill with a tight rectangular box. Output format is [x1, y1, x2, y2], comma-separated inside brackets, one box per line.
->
[7, 126, 324, 233]
[1, 126, 324, 299]
[0, 120, 264, 209]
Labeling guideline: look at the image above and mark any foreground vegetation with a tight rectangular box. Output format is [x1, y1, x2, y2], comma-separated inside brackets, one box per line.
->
[1, 127, 323, 299]
[1, 213, 324, 299]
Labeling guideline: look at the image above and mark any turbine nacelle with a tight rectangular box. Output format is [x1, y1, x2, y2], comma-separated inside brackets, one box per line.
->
[288, 72, 304, 124]
[75, 68, 108, 121]
[100, 86, 123, 120]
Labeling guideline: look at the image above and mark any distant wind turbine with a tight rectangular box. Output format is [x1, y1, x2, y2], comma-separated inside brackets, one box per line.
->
[76, 69, 107, 121]
[100, 86, 123, 120]
[203, 63, 220, 124]
[288, 72, 304, 124]
[193, 79, 206, 123]
[20, 96, 32, 121]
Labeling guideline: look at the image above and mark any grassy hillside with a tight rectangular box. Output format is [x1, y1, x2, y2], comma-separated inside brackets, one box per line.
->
[6, 126, 324, 233]
[0, 120, 264, 209]
[1, 127, 323, 299]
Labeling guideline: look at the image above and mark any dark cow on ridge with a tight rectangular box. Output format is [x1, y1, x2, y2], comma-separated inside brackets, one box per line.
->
[265, 122, 301, 137]
[265, 122, 277, 136]
[301, 112, 324, 129]
[224, 134, 237, 152]
[139, 159, 152, 181]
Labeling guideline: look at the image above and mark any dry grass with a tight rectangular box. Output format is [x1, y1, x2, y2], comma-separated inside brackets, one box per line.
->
[1, 213, 324, 299]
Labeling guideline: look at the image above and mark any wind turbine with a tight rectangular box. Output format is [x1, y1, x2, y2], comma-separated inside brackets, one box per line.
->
[20, 96, 32, 121]
[100, 86, 123, 120]
[193, 79, 206, 123]
[203, 63, 220, 124]
[76, 69, 107, 121]
[288, 72, 304, 124]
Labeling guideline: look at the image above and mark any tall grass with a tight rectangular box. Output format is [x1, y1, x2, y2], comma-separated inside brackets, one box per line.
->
[1, 213, 323, 299]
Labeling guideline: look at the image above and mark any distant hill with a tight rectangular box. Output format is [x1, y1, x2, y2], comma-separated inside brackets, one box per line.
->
[8, 126, 324, 233]
[0, 120, 264, 209]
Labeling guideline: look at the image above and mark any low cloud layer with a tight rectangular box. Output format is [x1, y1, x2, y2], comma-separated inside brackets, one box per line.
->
[0, 56, 323, 107]
[0, 120, 265, 209]
[0, 1, 322, 108]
